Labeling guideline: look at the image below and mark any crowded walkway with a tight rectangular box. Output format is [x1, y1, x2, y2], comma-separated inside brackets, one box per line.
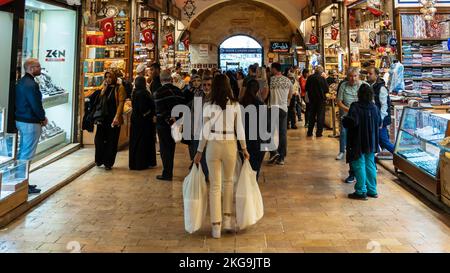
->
[1, 128, 449, 253]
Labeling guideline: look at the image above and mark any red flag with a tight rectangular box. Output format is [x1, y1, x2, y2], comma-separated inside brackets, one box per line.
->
[182, 38, 190, 50]
[0, 0, 14, 6]
[331, 27, 339, 40]
[166, 33, 174, 46]
[100, 17, 116, 39]
[309, 34, 318, 45]
[142, 28, 153, 44]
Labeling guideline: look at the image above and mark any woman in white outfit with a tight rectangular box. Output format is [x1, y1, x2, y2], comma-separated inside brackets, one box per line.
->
[194, 74, 250, 239]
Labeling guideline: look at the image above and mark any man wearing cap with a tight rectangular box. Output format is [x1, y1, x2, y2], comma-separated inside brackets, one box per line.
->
[153, 70, 187, 181]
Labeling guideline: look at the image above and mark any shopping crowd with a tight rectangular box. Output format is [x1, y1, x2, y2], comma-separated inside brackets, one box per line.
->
[15, 58, 394, 238]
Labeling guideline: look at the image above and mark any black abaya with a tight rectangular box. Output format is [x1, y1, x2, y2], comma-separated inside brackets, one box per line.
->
[129, 88, 157, 170]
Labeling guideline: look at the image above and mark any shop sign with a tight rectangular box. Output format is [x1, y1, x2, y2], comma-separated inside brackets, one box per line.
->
[220, 48, 262, 54]
[199, 44, 209, 58]
[270, 42, 290, 53]
[45, 50, 66, 62]
[147, 0, 164, 12]
[306, 44, 319, 50]
[395, 0, 450, 7]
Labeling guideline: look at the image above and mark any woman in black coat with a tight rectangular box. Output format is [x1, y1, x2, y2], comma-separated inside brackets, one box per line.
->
[129, 76, 157, 170]
[343, 84, 381, 200]
[240, 79, 265, 179]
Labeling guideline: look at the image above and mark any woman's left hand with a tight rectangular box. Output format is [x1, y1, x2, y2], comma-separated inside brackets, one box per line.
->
[112, 117, 120, 127]
[242, 149, 250, 160]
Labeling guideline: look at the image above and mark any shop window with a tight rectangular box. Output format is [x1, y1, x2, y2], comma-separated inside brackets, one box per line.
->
[21, 0, 77, 159]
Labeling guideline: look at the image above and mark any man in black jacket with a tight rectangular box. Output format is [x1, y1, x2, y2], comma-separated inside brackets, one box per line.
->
[153, 70, 186, 181]
[305, 65, 329, 137]
[15, 58, 47, 194]
[149, 62, 162, 94]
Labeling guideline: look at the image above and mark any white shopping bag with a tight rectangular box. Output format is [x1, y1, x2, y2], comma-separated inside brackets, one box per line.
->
[235, 160, 264, 230]
[171, 117, 183, 143]
[183, 164, 208, 234]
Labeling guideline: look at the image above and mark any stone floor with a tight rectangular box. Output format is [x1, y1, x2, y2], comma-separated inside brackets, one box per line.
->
[0, 128, 449, 253]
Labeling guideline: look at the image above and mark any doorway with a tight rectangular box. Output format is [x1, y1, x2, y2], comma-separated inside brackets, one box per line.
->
[219, 35, 263, 72]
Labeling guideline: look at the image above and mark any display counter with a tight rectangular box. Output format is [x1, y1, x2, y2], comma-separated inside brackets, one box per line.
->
[394, 107, 450, 195]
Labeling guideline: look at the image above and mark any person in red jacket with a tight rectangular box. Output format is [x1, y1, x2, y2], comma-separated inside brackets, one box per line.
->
[299, 69, 310, 127]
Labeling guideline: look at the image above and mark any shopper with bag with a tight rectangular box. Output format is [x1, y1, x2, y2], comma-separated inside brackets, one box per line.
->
[239, 79, 265, 179]
[129, 76, 157, 170]
[154, 70, 187, 181]
[194, 74, 250, 239]
[93, 71, 127, 170]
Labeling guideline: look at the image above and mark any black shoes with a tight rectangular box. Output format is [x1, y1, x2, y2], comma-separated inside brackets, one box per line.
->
[367, 193, 379, 198]
[307, 132, 313, 137]
[268, 154, 280, 164]
[156, 175, 172, 181]
[316, 134, 323, 137]
[104, 166, 112, 170]
[28, 186, 41, 194]
[348, 192, 368, 200]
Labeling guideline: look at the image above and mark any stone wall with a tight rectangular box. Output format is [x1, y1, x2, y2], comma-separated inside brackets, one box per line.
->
[189, 1, 295, 66]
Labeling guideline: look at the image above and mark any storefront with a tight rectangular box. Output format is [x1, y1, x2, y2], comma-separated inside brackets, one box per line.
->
[132, 0, 160, 79]
[318, 0, 346, 76]
[158, 1, 179, 71]
[301, 5, 320, 71]
[175, 30, 190, 73]
[346, 0, 395, 80]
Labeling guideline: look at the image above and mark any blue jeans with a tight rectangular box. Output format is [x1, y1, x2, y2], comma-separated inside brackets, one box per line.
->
[16, 121, 42, 161]
[350, 153, 377, 195]
[379, 126, 394, 153]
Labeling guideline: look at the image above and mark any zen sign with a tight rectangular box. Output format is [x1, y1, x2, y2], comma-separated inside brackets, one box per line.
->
[45, 49, 66, 62]
[270, 42, 290, 53]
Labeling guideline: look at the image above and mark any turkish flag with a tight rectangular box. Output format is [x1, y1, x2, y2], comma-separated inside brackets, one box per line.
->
[331, 27, 339, 41]
[142, 28, 153, 44]
[0, 0, 14, 6]
[182, 38, 190, 50]
[367, 7, 383, 17]
[309, 34, 318, 45]
[100, 17, 116, 39]
[166, 33, 174, 46]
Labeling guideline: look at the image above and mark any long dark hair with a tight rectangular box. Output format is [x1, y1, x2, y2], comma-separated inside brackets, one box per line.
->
[358, 83, 374, 103]
[209, 74, 237, 110]
[240, 79, 259, 107]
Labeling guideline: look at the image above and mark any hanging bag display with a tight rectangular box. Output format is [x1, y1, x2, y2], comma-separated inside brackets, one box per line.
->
[183, 164, 208, 234]
[235, 160, 264, 230]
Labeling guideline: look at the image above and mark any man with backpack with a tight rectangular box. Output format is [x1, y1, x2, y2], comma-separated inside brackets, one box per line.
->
[367, 66, 394, 153]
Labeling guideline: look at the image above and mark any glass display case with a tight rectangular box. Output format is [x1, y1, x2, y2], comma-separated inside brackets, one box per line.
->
[0, 160, 29, 191]
[394, 107, 450, 195]
[0, 107, 5, 136]
[0, 133, 16, 166]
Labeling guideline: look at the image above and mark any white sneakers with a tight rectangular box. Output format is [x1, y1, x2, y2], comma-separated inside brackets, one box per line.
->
[223, 215, 232, 231]
[212, 224, 221, 239]
[336, 152, 345, 160]
[212, 215, 233, 239]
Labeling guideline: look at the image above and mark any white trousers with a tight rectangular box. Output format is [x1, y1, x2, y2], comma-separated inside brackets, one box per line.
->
[206, 140, 237, 224]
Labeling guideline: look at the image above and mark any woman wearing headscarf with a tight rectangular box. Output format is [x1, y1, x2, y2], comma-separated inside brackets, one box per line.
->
[129, 76, 157, 170]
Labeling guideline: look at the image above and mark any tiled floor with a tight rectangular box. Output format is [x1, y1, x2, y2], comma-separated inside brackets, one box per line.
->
[0, 128, 449, 253]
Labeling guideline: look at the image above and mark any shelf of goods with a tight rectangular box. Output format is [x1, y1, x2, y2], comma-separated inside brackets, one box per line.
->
[393, 107, 450, 196]
[0, 110, 29, 217]
[133, 43, 156, 79]
[400, 12, 450, 106]
[175, 51, 190, 73]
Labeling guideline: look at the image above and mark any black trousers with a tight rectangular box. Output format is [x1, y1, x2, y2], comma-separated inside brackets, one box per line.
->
[95, 124, 121, 168]
[288, 99, 297, 128]
[248, 142, 265, 180]
[302, 96, 310, 126]
[157, 122, 176, 178]
[308, 102, 325, 136]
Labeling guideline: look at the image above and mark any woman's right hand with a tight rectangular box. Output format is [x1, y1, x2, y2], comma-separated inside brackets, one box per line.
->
[194, 152, 202, 165]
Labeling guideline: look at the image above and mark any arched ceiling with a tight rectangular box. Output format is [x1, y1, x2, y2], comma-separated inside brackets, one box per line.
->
[174, 0, 307, 31]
